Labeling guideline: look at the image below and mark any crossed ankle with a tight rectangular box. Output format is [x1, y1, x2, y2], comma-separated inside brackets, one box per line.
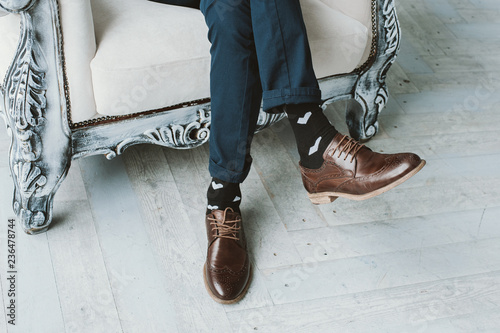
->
[207, 178, 241, 213]
[285, 103, 338, 169]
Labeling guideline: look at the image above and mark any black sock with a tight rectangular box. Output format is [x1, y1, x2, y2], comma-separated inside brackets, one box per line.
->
[285, 103, 338, 169]
[207, 178, 241, 214]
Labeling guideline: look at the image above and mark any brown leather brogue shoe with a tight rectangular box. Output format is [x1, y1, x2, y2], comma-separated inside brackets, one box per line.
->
[203, 208, 251, 304]
[301, 133, 426, 204]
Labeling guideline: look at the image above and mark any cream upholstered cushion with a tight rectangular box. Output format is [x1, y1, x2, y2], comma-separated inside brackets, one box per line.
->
[90, 0, 370, 118]
[90, 0, 212, 117]
[318, 0, 373, 63]
[302, 0, 370, 79]
[320, 0, 372, 27]
[59, 0, 97, 122]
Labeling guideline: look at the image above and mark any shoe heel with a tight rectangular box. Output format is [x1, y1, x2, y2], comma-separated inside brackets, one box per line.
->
[308, 194, 338, 205]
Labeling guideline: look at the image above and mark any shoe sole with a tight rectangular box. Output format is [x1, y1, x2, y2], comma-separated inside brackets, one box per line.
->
[203, 263, 253, 305]
[307, 160, 426, 205]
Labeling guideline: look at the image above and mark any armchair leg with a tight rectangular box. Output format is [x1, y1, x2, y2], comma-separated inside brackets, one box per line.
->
[1, 1, 72, 234]
[346, 0, 401, 141]
[10, 138, 71, 235]
[346, 82, 388, 141]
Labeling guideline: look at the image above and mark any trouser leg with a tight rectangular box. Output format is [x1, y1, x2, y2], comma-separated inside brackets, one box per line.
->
[248, 0, 337, 169]
[250, 0, 322, 111]
[201, 0, 323, 183]
[201, 0, 262, 183]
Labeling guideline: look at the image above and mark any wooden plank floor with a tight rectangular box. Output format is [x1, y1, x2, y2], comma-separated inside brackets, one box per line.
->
[1, 0, 500, 331]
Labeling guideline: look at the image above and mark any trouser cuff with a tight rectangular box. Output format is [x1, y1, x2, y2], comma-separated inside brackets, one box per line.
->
[262, 87, 322, 111]
[209, 158, 251, 183]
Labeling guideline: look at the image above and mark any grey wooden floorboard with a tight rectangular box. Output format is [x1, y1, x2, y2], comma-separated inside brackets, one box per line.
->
[289, 208, 499, 263]
[159, 145, 210, 253]
[0, 165, 65, 333]
[447, 22, 500, 39]
[363, 130, 500, 160]
[261, 237, 500, 305]
[227, 271, 500, 332]
[161, 145, 277, 310]
[47, 199, 122, 333]
[425, 308, 500, 333]
[378, 111, 500, 138]
[386, 62, 421, 94]
[457, 9, 500, 23]
[121, 146, 233, 332]
[251, 129, 329, 231]
[316, 182, 499, 227]
[438, 36, 500, 55]
[394, 88, 500, 114]
[407, 71, 500, 93]
[79, 155, 179, 333]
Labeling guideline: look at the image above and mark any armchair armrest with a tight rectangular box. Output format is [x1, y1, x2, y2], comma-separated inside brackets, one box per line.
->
[59, 0, 98, 122]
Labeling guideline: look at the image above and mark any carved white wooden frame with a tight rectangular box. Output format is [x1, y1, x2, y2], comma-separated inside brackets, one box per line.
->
[0, 0, 400, 234]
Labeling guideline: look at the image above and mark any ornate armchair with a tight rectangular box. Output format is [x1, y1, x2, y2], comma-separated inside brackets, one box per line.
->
[0, 0, 400, 234]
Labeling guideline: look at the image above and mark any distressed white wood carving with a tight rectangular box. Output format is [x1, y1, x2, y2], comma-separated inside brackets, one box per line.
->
[111, 108, 212, 159]
[0, 0, 72, 234]
[346, 0, 401, 141]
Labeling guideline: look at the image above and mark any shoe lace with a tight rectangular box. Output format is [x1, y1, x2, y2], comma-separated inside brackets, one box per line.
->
[208, 207, 241, 241]
[331, 135, 365, 163]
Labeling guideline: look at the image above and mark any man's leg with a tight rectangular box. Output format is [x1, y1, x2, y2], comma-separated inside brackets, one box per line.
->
[203, 0, 263, 213]
[249, 0, 339, 169]
[250, 0, 320, 110]
[204, 0, 262, 183]
[249, 0, 425, 203]
[200, 0, 257, 304]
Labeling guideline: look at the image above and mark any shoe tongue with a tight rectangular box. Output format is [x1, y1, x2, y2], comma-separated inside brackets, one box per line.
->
[212, 208, 242, 256]
[211, 210, 241, 241]
[323, 134, 376, 174]
[212, 209, 240, 224]
[323, 133, 352, 160]
[323, 133, 340, 157]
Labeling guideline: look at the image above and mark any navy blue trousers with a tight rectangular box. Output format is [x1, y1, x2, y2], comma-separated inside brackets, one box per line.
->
[191, 0, 321, 182]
